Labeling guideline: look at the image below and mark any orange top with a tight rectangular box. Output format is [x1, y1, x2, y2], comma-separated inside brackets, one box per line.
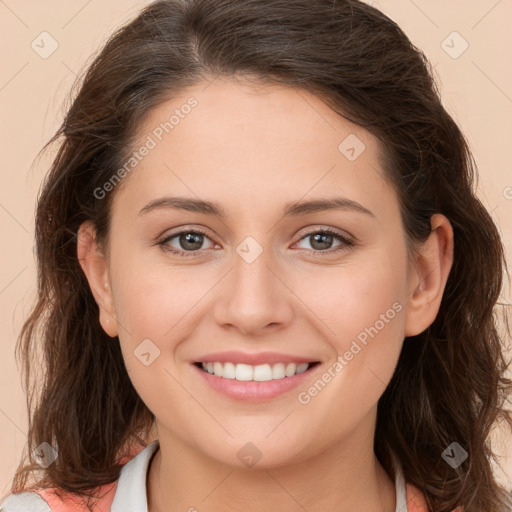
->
[37, 483, 117, 512]
[36, 445, 138, 512]
[403, 483, 463, 512]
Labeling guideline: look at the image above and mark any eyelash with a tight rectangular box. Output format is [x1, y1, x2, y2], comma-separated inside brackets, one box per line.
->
[157, 227, 355, 258]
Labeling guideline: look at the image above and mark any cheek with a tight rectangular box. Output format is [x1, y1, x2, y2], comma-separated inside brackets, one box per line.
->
[335, 274, 405, 350]
[111, 259, 204, 339]
[300, 255, 407, 347]
[293, 255, 407, 403]
[109, 267, 189, 417]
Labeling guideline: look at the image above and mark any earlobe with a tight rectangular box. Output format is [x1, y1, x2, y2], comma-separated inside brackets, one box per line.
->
[76, 220, 119, 338]
[404, 214, 454, 337]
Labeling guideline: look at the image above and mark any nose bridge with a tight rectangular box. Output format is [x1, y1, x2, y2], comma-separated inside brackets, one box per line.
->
[213, 231, 294, 332]
[228, 212, 294, 287]
[231, 232, 279, 300]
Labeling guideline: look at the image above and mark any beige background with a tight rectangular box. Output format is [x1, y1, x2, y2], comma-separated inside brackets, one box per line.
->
[1, 0, 511, 495]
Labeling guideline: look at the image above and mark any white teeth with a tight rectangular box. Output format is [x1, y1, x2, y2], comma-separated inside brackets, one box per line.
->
[200, 361, 312, 380]
[213, 362, 224, 376]
[223, 362, 236, 379]
[285, 362, 296, 377]
[296, 363, 309, 374]
[253, 364, 273, 381]
[272, 363, 286, 379]
[235, 363, 253, 381]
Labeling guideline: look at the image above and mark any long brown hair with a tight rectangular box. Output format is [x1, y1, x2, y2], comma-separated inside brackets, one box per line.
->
[6, 1, 512, 510]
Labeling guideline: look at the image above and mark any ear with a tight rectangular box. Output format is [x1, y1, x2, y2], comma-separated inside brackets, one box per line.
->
[404, 213, 454, 337]
[76, 220, 118, 338]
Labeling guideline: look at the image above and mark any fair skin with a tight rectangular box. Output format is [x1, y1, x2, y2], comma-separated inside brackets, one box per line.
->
[77, 77, 453, 512]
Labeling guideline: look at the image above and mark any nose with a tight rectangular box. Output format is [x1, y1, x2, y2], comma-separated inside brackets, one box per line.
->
[212, 241, 295, 336]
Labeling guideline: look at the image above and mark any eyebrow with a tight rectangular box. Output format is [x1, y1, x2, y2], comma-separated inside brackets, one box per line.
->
[138, 196, 375, 218]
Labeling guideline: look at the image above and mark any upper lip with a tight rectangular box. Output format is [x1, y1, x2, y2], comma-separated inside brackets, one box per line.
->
[194, 351, 319, 366]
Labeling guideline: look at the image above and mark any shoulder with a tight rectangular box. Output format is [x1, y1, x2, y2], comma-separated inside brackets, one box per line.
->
[0, 440, 146, 512]
[0, 482, 117, 512]
[0, 491, 51, 511]
[406, 482, 464, 512]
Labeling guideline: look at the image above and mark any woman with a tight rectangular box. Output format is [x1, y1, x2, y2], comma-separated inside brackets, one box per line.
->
[2, 0, 511, 510]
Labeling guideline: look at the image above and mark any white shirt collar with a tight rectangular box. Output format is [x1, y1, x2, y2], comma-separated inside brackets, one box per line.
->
[111, 439, 160, 512]
[111, 439, 408, 512]
[393, 454, 409, 512]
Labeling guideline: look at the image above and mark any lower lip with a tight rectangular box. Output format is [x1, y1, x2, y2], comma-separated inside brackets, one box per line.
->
[192, 363, 319, 403]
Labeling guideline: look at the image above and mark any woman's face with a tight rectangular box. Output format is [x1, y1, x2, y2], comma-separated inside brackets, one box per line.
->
[84, 78, 436, 468]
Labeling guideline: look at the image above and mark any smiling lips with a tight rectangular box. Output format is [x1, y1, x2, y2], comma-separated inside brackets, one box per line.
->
[192, 350, 320, 401]
[195, 350, 319, 381]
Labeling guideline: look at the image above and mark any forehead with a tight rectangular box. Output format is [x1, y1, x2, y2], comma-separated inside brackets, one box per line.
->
[111, 78, 398, 223]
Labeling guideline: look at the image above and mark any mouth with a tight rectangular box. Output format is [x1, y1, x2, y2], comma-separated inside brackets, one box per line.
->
[192, 360, 321, 403]
[193, 361, 321, 381]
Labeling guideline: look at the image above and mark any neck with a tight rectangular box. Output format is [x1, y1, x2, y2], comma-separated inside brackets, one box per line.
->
[147, 420, 396, 512]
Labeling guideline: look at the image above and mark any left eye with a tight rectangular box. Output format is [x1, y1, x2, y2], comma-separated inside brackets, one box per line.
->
[159, 230, 214, 254]
[158, 228, 354, 256]
[294, 229, 352, 252]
